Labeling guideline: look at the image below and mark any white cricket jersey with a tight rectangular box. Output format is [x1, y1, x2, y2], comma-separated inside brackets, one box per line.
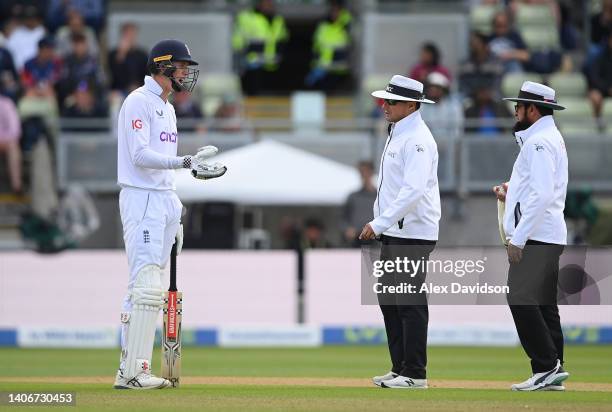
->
[370, 110, 441, 240]
[503, 115, 568, 247]
[117, 76, 184, 190]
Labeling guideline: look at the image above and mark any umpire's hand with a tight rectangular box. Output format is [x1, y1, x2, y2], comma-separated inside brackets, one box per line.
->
[493, 182, 509, 202]
[507, 242, 523, 264]
[359, 223, 376, 240]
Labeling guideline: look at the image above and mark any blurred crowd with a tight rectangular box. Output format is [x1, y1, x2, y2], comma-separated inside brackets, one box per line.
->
[0, 0, 610, 244]
[366, 0, 612, 139]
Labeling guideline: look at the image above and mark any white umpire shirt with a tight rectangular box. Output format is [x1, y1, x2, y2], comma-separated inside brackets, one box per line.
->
[503, 115, 568, 248]
[369, 110, 441, 240]
[117, 76, 184, 191]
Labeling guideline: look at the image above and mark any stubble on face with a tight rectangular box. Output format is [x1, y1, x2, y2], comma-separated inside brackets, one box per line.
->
[384, 101, 414, 123]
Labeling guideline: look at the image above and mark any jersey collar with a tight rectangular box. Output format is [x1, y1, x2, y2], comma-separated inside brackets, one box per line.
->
[392, 110, 422, 136]
[144, 76, 164, 97]
[514, 115, 555, 147]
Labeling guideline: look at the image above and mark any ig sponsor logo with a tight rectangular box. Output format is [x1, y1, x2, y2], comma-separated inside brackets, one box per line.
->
[132, 119, 142, 130]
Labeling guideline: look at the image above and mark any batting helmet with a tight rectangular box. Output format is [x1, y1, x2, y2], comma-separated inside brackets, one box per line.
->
[147, 39, 199, 93]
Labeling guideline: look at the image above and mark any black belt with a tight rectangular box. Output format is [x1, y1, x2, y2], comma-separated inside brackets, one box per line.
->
[379, 234, 436, 246]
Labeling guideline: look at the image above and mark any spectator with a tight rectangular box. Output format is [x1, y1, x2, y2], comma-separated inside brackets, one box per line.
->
[46, 0, 106, 35]
[464, 85, 513, 135]
[108, 22, 148, 95]
[558, 2, 579, 51]
[459, 31, 504, 99]
[61, 80, 108, 124]
[0, 38, 21, 101]
[488, 11, 530, 73]
[21, 36, 62, 99]
[6, 5, 46, 70]
[0, 92, 22, 194]
[55, 9, 99, 57]
[590, 0, 612, 47]
[232, 0, 289, 95]
[305, 0, 352, 92]
[421, 72, 464, 141]
[408, 42, 452, 85]
[57, 32, 105, 105]
[583, 0, 612, 73]
[341, 160, 377, 247]
[213, 94, 244, 132]
[173, 90, 205, 133]
[0, 2, 15, 30]
[587, 34, 612, 130]
[303, 217, 332, 249]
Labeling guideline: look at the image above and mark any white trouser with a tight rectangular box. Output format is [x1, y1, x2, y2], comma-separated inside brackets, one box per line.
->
[119, 186, 183, 287]
[118, 186, 182, 374]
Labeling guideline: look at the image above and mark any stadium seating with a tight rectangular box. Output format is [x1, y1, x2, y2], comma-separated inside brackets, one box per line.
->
[603, 99, 612, 134]
[515, 3, 556, 30]
[555, 97, 598, 135]
[244, 97, 291, 120]
[548, 72, 587, 97]
[469, 4, 500, 35]
[520, 26, 560, 50]
[17, 97, 60, 137]
[197, 73, 242, 117]
[501, 72, 543, 97]
[359, 73, 394, 116]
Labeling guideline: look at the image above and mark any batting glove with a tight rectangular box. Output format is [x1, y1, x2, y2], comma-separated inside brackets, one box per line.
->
[182, 146, 227, 180]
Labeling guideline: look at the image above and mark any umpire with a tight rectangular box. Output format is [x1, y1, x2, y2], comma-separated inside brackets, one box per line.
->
[360, 75, 441, 389]
[496, 81, 570, 391]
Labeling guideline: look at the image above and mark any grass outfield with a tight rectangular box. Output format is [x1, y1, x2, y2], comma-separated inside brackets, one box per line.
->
[0, 346, 611, 411]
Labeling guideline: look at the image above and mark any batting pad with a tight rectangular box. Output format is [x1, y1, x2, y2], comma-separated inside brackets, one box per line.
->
[123, 265, 163, 379]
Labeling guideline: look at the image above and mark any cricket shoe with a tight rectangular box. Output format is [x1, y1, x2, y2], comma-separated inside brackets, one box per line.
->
[511, 360, 569, 391]
[372, 371, 398, 387]
[380, 375, 428, 389]
[113, 369, 171, 389]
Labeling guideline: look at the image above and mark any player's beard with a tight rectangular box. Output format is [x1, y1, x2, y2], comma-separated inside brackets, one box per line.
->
[512, 118, 533, 135]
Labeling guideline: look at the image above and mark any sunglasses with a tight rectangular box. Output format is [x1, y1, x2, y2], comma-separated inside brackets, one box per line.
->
[514, 103, 534, 112]
[384, 99, 402, 106]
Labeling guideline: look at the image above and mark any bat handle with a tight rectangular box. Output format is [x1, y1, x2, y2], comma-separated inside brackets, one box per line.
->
[169, 242, 177, 292]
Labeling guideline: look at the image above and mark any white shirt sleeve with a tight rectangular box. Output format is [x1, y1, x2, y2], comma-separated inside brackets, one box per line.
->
[369, 139, 432, 236]
[510, 140, 555, 248]
[124, 96, 184, 170]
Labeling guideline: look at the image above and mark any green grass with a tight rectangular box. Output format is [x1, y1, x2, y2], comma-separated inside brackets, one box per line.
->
[0, 346, 611, 411]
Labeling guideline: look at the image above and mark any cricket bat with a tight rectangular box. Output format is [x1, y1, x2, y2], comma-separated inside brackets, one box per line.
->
[161, 243, 182, 387]
[496, 184, 508, 246]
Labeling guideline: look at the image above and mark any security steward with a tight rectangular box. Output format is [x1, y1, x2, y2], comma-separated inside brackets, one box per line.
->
[360, 75, 441, 389]
[232, 0, 289, 95]
[305, 0, 352, 91]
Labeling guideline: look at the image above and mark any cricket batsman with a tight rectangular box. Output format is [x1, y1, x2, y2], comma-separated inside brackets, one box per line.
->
[114, 39, 226, 389]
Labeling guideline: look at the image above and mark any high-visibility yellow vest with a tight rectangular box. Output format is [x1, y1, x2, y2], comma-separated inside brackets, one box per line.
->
[312, 10, 351, 73]
[232, 9, 289, 71]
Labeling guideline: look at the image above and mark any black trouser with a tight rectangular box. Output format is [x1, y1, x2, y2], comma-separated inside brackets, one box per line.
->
[377, 235, 436, 379]
[507, 240, 565, 373]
